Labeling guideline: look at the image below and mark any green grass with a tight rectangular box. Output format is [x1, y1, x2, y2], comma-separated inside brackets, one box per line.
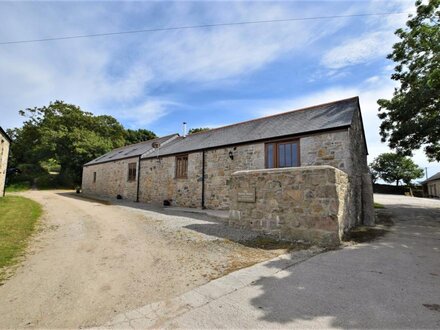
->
[0, 195, 42, 281]
[374, 202, 385, 209]
[5, 182, 31, 192]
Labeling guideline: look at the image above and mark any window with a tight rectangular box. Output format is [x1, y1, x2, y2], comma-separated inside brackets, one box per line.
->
[265, 140, 299, 168]
[128, 162, 137, 181]
[175, 154, 188, 179]
[93, 172, 96, 183]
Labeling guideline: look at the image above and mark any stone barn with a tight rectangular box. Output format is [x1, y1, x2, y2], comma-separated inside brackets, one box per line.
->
[0, 126, 11, 196]
[423, 172, 440, 198]
[82, 97, 374, 243]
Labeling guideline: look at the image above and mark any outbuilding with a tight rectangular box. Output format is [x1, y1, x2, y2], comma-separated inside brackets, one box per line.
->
[423, 172, 440, 198]
[82, 97, 374, 233]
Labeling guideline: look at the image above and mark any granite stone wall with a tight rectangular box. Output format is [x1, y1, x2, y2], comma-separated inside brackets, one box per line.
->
[300, 129, 352, 174]
[349, 109, 375, 226]
[137, 143, 264, 208]
[229, 166, 350, 246]
[0, 134, 10, 195]
[138, 152, 203, 207]
[299, 117, 374, 227]
[204, 144, 264, 209]
[82, 157, 139, 201]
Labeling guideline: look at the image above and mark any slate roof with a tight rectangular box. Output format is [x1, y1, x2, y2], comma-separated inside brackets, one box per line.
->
[84, 97, 363, 166]
[85, 134, 178, 166]
[142, 97, 361, 159]
[423, 172, 440, 183]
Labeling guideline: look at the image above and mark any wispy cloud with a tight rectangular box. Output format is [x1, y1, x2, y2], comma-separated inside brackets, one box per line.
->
[320, 1, 415, 70]
[116, 99, 178, 128]
[321, 31, 395, 69]
[0, 1, 356, 129]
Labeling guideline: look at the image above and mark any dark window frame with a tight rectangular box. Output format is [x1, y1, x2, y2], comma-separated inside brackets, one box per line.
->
[175, 154, 189, 179]
[93, 172, 96, 183]
[265, 138, 300, 168]
[127, 162, 137, 182]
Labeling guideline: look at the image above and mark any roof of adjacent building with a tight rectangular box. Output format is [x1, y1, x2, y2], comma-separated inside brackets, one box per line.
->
[0, 126, 11, 143]
[142, 96, 362, 159]
[84, 134, 179, 166]
[423, 172, 440, 183]
[85, 96, 364, 166]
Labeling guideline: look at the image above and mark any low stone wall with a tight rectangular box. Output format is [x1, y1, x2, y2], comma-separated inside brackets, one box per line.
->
[229, 166, 351, 246]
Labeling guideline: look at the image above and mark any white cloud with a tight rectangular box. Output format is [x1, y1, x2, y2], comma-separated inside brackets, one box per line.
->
[320, 1, 416, 70]
[0, 1, 358, 130]
[321, 31, 395, 69]
[117, 99, 177, 127]
[136, 2, 352, 83]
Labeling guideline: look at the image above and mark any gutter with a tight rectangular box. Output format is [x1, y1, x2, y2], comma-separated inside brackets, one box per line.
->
[136, 155, 141, 202]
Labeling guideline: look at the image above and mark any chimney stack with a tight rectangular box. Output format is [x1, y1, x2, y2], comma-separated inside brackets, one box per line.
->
[183, 122, 187, 137]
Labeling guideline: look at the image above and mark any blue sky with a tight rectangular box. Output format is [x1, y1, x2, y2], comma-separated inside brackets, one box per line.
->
[0, 0, 439, 179]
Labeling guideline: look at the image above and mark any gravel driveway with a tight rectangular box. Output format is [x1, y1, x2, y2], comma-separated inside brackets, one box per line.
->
[0, 190, 285, 328]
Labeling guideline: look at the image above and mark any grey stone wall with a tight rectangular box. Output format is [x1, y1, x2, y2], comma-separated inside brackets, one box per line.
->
[82, 157, 139, 201]
[348, 109, 374, 226]
[137, 143, 264, 208]
[0, 133, 10, 195]
[299, 112, 374, 227]
[229, 166, 350, 246]
[204, 144, 264, 209]
[138, 152, 203, 207]
[300, 129, 352, 174]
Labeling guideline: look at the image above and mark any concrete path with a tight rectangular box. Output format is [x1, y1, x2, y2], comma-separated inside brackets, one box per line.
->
[102, 194, 440, 329]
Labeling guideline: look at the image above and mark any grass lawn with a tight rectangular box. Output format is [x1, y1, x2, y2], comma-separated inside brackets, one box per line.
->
[0, 195, 42, 281]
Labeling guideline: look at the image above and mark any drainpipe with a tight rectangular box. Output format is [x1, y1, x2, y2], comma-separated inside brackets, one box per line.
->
[201, 150, 206, 209]
[136, 155, 141, 202]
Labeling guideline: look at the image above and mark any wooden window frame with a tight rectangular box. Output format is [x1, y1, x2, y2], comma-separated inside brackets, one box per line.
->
[93, 172, 96, 183]
[265, 138, 300, 169]
[127, 162, 137, 182]
[175, 154, 189, 179]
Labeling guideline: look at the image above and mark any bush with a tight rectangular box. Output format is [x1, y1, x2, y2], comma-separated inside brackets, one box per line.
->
[34, 174, 59, 190]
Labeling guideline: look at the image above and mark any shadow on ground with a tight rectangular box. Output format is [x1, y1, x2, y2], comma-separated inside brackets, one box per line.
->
[56, 192, 310, 251]
[245, 200, 440, 328]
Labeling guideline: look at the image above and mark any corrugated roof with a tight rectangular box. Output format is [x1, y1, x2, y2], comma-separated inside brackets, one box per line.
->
[85, 134, 179, 166]
[142, 97, 360, 159]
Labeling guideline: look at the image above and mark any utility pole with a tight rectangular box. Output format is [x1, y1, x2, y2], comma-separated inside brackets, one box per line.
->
[425, 167, 428, 180]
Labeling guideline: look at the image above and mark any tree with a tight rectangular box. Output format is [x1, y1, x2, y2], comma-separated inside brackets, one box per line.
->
[369, 153, 424, 186]
[124, 129, 157, 145]
[377, 0, 440, 161]
[188, 127, 210, 134]
[10, 101, 127, 185]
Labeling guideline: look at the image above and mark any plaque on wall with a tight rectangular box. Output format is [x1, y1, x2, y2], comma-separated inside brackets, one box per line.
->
[237, 188, 256, 203]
